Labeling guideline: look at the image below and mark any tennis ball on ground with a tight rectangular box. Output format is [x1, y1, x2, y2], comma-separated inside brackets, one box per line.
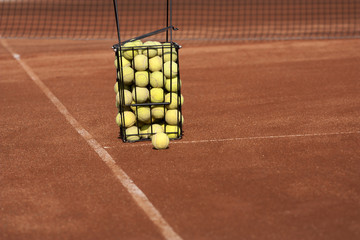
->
[122, 42, 139, 60]
[116, 111, 136, 128]
[147, 124, 164, 136]
[125, 126, 140, 142]
[163, 51, 178, 62]
[114, 56, 131, 68]
[165, 93, 184, 109]
[143, 41, 159, 58]
[149, 56, 163, 72]
[165, 77, 181, 92]
[150, 71, 165, 88]
[164, 125, 181, 139]
[151, 106, 167, 119]
[135, 106, 151, 123]
[118, 66, 134, 85]
[116, 89, 133, 107]
[165, 109, 183, 125]
[163, 61, 178, 78]
[150, 88, 165, 103]
[134, 71, 149, 87]
[132, 87, 149, 103]
[152, 132, 170, 150]
[133, 54, 148, 71]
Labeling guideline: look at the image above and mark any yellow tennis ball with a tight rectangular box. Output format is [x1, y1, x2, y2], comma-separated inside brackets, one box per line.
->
[151, 106, 167, 119]
[130, 39, 143, 54]
[163, 61, 178, 78]
[116, 111, 136, 128]
[163, 51, 178, 63]
[165, 77, 181, 92]
[140, 125, 151, 138]
[116, 89, 133, 107]
[114, 82, 132, 93]
[152, 132, 169, 150]
[132, 87, 149, 103]
[150, 88, 165, 103]
[164, 125, 181, 139]
[150, 71, 165, 88]
[114, 56, 131, 68]
[135, 106, 151, 123]
[149, 56, 163, 72]
[165, 109, 183, 125]
[125, 126, 140, 141]
[114, 81, 119, 93]
[165, 93, 184, 109]
[132, 39, 143, 47]
[158, 42, 172, 55]
[122, 42, 139, 60]
[133, 54, 148, 71]
[118, 66, 134, 85]
[143, 41, 159, 58]
[129, 101, 138, 113]
[147, 124, 164, 137]
[134, 71, 149, 87]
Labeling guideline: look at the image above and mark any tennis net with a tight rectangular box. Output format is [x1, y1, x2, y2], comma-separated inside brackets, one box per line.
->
[0, 0, 359, 41]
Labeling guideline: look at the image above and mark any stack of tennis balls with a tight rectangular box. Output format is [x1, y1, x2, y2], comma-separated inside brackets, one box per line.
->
[114, 40, 183, 147]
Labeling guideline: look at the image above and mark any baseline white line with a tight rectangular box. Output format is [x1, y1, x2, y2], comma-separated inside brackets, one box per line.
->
[0, 39, 182, 240]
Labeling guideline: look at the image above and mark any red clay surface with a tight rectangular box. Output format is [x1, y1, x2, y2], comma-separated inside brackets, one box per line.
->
[1, 38, 360, 240]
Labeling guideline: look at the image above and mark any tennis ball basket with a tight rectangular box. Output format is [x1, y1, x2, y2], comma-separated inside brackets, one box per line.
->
[112, 0, 183, 142]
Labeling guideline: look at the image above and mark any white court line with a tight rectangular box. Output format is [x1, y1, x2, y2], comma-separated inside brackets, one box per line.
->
[174, 131, 360, 144]
[0, 39, 182, 240]
[121, 130, 360, 148]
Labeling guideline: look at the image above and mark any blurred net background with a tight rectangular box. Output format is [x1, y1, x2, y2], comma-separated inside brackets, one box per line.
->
[0, 0, 359, 42]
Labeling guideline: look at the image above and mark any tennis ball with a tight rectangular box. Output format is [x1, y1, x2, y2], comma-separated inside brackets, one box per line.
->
[158, 42, 172, 55]
[114, 56, 131, 68]
[135, 106, 151, 123]
[131, 39, 143, 54]
[116, 89, 133, 107]
[134, 71, 149, 87]
[116, 111, 136, 128]
[163, 51, 178, 63]
[150, 71, 165, 88]
[125, 126, 140, 142]
[165, 109, 183, 125]
[165, 77, 181, 92]
[143, 41, 159, 58]
[114, 82, 132, 94]
[140, 125, 151, 138]
[130, 100, 137, 112]
[152, 132, 169, 150]
[133, 54, 148, 71]
[164, 125, 181, 139]
[122, 42, 139, 60]
[114, 81, 119, 93]
[132, 87, 149, 103]
[149, 56, 163, 72]
[163, 61, 178, 78]
[118, 66, 134, 85]
[150, 88, 165, 103]
[147, 124, 164, 136]
[165, 93, 184, 109]
[151, 106, 167, 119]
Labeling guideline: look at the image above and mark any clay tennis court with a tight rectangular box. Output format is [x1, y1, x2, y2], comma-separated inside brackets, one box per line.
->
[1, 1, 360, 239]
